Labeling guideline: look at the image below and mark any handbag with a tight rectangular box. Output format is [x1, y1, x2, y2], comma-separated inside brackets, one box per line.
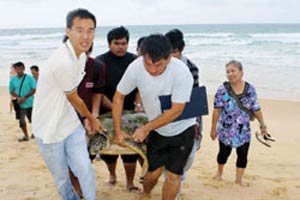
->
[223, 81, 255, 121]
[13, 74, 27, 119]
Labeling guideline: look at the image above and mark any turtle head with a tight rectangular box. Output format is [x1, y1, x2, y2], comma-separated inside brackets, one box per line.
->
[88, 132, 109, 155]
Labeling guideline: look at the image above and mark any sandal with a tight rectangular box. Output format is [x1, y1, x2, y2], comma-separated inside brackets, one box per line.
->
[107, 180, 117, 186]
[18, 136, 29, 142]
[128, 186, 141, 193]
[263, 133, 276, 142]
[255, 132, 272, 147]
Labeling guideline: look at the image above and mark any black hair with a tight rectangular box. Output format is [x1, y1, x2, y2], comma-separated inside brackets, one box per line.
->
[226, 60, 243, 71]
[30, 65, 39, 71]
[140, 34, 172, 63]
[137, 36, 146, 49]
[12, 61, 25, 69]
[107, 26, 129, 44]
[165, 29, 185, 52]
[63, 8, 96, 43]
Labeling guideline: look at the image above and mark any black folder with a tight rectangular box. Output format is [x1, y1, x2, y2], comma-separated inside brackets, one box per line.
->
[159, 86, 209, 121]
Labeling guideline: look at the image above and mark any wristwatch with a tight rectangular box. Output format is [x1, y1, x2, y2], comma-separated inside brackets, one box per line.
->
[134, 103, 142, 107]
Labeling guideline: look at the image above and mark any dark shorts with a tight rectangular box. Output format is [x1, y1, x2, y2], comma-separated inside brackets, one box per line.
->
[12, 99, 20, 120]
[19, 107, 32, 128]
[99, 154, 139, 164]
[147, 125, 195, 175]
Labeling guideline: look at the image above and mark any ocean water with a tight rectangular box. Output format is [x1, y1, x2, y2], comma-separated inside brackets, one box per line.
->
[0, 24, 300, 101]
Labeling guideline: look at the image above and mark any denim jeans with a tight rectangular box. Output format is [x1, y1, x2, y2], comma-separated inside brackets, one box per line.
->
[36, 125, 96, 200]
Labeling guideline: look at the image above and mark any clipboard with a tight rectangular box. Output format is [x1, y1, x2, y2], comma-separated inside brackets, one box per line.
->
[159, 86, 209, 121]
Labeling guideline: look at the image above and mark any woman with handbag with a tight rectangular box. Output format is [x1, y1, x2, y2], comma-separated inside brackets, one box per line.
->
[210, 60, 268, 186]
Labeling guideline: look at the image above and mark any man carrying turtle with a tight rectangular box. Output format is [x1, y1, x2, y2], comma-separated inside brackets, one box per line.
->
[96, 26, 141, 192]
[32, 8, 105, 200]
[113, 34, 196, 200]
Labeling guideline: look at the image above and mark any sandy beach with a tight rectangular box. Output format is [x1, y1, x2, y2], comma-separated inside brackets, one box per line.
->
[0, 85, 299, 200]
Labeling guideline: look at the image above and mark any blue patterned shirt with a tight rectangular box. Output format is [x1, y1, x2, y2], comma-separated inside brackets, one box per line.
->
[214, 82, 260, 147]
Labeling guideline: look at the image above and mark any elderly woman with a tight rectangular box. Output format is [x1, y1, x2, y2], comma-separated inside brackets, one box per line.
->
[210, 60, 268, 186]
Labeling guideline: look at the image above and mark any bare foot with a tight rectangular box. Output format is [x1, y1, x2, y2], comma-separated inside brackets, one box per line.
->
[127, 186, 141, 193]
[213, 173, 222, 181]
[107, 176, 117, 186]
[139, 192, 151, 200]
[235, 181, 250, 187]
[107, 180, 117, 186]
[107, 174, 117, 186]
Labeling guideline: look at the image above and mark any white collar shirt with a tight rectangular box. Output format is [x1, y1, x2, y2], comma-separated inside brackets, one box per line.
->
[32, 40, 87, 144]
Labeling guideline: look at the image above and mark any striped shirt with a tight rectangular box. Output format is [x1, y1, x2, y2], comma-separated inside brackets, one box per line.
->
[181, 56, 199, 88]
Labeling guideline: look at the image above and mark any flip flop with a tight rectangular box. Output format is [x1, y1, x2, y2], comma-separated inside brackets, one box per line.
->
[263, 133, 276, 142]
[18, 136, 29, 142]
[107, 180, 117, 186]
[255, 132, 271, 147]
[128, 186, 141, 193]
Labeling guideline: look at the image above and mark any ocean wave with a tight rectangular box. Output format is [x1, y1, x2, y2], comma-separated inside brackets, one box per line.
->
[249, 33, 300, 44]
[0, 32, 64, 41]
[183, 32, 300, 45]
[185, 35, 300, 46]
[184, 32, 236, 38]
[186, 37, 252, 46]
[249, 40, 300, 46]
[250, 32, 300, 38]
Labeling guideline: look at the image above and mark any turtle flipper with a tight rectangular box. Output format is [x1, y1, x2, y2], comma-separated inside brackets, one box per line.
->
[124, 138, 148, 177]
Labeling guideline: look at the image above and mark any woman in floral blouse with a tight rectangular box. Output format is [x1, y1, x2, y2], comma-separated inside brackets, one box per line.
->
[210, 60, 268, 186]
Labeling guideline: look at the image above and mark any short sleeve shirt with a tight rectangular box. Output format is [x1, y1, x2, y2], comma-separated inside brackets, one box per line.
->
[9, 74, 36, 108]
[214, 83, 260, 147]
[78, 57, 105, 111]
[117, 57, 195, 137]
[32, 40, 86, 144]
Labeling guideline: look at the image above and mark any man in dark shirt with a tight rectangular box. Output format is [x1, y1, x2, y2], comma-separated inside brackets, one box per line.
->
[96, 26, 140, 192]
[30, 65, 39, 82]
[78, 57, 105, 117]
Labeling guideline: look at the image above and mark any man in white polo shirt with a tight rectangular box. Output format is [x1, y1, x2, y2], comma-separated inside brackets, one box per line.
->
[112, 34, 196, 200]
[32, 9, 104, 200]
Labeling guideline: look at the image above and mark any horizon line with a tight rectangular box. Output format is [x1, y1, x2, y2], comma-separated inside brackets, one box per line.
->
[1, 22, 300, 30]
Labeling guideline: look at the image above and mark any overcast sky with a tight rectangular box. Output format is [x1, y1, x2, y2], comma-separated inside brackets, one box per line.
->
[0, 0, 299, 28]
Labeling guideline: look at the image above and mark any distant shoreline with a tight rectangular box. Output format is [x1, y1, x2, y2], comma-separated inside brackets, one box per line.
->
[1, 23, 300, 31]
[1, 86, 299, 103]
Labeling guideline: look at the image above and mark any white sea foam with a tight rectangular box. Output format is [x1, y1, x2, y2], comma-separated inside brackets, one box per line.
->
[249, 32, 300, 44]
[185, 32, 235, 38]
[1, 25, 300, 101]
[0, 32, 64, 41]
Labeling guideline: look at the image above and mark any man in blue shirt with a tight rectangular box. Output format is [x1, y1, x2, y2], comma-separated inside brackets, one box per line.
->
[9, 61, 36, 141]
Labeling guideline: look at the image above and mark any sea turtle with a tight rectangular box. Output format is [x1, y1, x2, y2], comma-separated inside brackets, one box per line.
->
[88, 111, 148, 176]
